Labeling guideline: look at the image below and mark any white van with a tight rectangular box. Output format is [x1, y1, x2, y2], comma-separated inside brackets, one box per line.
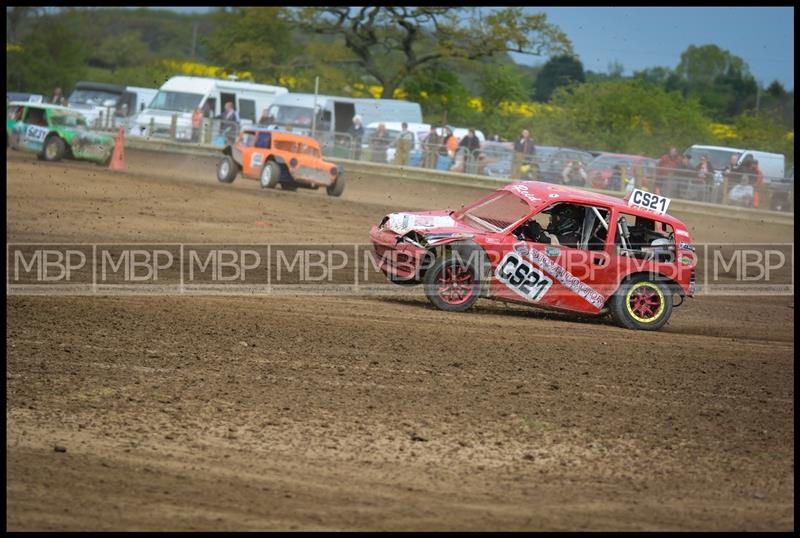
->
[267, 93, 423, 141]
[685, 144, 786, 183]
[132, 76, 289, 141]
[121, 86, 158, 116]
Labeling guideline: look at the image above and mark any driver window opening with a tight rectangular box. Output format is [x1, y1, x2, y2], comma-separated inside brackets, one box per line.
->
[25, 107, 47, 127]
[514, 202, 609, 252]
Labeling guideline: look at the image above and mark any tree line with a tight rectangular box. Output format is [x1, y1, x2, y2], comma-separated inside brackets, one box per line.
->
[6, 7, 793, 163]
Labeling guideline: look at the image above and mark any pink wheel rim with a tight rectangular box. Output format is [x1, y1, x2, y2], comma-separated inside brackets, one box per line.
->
[629, 286, 662, 319]
[436, 263, 475, 305]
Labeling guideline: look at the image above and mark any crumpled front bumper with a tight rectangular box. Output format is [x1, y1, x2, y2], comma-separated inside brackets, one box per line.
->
[368, 226, 429, 281]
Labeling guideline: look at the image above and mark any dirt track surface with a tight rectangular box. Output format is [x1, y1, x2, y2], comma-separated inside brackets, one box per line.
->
[6, 149, 795, 530]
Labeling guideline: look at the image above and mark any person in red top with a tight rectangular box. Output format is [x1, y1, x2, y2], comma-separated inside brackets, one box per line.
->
[655, 147, 683, 195]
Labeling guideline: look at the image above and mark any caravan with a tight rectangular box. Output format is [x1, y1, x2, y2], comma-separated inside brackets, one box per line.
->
[132, 76, 289, 141]
[266, 93, 422, 145]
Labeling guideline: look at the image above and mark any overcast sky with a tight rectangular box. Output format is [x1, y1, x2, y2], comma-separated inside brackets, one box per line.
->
[113, 6, 795, 90]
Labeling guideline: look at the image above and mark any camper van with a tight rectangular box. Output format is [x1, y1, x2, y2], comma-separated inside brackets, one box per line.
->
[684, 144, 787, 184]
[67, 81, 157, 129]
[132, 76, 289, 141]
[266, 93, 423, 145]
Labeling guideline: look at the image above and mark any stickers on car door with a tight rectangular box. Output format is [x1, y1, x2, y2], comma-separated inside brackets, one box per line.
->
[495, 250, 553, 302]
[25, 125, 49, 143]
[495, 242, 605, 309]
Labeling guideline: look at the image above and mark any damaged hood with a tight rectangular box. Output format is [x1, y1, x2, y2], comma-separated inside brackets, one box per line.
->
[383, 210, 482, 239]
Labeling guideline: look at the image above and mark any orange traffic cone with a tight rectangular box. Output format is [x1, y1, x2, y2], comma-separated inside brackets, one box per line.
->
[108, 127, 125, 172]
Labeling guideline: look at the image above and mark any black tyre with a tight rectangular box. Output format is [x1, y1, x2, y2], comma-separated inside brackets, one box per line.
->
[423, 254, 481, 312]
[259, 161, 281, 189]
[326, 172, 345, 197]
[217, 156, 239, 183]
[609, 274, 673, 330]
[388, 273, 420, 286]
[41, 135, 66, 162]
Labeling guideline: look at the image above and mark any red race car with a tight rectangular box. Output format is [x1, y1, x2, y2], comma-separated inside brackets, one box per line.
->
[369, 182, 697, 330]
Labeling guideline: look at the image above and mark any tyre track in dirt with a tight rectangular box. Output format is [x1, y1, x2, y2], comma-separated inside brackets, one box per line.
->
[6, 149, 794, 530]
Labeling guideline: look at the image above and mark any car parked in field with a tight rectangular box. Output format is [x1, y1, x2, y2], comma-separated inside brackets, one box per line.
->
[537, 147, 596, 184]
[217, 127, 345, 196]
[369, 182, 696, 330]
[6, 101, 115, 164]
[587, 153, 657, 191]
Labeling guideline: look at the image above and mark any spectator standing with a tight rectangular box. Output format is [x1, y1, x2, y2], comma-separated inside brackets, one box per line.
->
[459, 128, 481, 173]
[219, 101, 239, 144]
[694, 155, 715, 201]
[258, 109, 273, 127]
[422, 125, 441, 169]
[347, 115, 365, 160]
[655, 147, 683, 195]
[608, 164, 625, 191]
[50, 87, 66, 106]
[750, 158, 765, 208]
[445, 127, 459, 161]
[369, 123, 389, 163]
[512, 129, 536, 179]
[191, 107, 203, 143]
[221, 101, 239, 124]
[394, 122, 414, 166]
[561, 160, 588, 186]
[720, 153, 741, 204]
[671, 153, 694, 198]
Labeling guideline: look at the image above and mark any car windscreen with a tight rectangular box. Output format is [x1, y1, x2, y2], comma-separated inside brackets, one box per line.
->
[49, 112, 87, 128]
[68, 89, 123, 107]
[452, 191, 532, 232]
[267, 105, 314, 126]
[148, 91, 204, 113]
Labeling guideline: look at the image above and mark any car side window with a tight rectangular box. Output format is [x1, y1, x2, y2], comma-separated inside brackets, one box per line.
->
[515, 203, 609, 252]
[240, 133, 255, 147]
[615, 212, 674, 262]
[24, 107, 47, 126]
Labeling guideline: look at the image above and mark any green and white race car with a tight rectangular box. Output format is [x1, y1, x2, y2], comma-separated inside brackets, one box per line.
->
[6, 101, 115, 164]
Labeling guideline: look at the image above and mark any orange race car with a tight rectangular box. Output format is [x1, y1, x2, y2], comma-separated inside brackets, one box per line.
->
[216, 128, 345, 196]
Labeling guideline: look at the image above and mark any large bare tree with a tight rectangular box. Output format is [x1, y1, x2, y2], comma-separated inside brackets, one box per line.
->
[291, 7, 572, 98]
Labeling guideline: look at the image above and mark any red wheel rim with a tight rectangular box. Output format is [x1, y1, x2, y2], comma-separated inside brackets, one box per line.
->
[436, 263, 474, 305]
[628, 286, 662, 319]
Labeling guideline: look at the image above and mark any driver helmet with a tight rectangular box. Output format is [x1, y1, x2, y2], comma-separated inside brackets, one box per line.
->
[550, 205, 581, 236]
